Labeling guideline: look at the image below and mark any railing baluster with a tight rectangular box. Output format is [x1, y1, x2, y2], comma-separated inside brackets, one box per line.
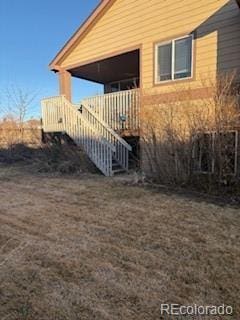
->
[41, 94, 134, 176]
[80, 89, 140, 132]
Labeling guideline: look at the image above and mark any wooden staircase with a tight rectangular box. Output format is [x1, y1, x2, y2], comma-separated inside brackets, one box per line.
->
[41, 95, 132, 176]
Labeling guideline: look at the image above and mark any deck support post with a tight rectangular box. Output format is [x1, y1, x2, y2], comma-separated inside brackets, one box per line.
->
[59, 69, 72, 102]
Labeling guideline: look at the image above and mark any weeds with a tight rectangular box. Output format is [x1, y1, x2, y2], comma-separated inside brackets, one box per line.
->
[0, 143, 98, 175]
[141, 72, 240, 193]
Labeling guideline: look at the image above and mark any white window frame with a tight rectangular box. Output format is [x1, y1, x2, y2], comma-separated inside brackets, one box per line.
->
[155, 34, 194, 84]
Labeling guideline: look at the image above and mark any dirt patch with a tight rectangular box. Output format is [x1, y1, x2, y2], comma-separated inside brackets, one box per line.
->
[0, 166, 239, 319]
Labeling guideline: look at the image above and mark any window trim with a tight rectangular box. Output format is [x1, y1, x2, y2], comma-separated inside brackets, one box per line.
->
[154, 34, 194, 84]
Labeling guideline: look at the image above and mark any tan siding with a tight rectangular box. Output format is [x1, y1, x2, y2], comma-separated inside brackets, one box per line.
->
[59, 0, 240, 93]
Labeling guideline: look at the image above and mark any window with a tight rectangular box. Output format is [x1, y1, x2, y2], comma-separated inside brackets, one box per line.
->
[110, 82, 119, 92]
[106, 78, 140, 93]
[155, 35, 193, 83]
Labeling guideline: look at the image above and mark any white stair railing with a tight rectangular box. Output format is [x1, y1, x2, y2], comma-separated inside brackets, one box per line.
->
[81, 89, 140, 131]
[80, 101, 132, 171]
[41, 96, 132, 176]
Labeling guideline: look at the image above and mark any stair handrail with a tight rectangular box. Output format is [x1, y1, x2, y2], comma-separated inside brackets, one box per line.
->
[41, 95, 132, 175]
[79, 99, 132, 171]
[61, 97, 116, 152]
[42, 95, 115, 176]
[41, 96, 119, 153]
[82, 88, 139, 100]
[79, 101, 132, 152]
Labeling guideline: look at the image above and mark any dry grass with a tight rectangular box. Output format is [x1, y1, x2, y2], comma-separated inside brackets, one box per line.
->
[0, 165, 239, 320]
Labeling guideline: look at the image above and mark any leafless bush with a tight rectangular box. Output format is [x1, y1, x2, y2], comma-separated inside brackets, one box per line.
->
[2, 86, 38, 123]
[0, 118, 41, 148]
[0, 86, 40, 147]
[141, 72, 240, 191]
[0, 116, 19, 147]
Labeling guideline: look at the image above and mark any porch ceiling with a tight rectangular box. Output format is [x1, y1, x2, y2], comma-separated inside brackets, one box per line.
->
[69, 50, 139, 84]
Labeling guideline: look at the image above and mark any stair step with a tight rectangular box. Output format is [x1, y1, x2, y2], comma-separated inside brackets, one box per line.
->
[113, 168, 126, 175]
[112, 163, 121, 168]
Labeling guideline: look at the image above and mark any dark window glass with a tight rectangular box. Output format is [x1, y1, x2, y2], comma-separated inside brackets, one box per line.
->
[158, 43, 172, 81]
[174, 36, 192, 79]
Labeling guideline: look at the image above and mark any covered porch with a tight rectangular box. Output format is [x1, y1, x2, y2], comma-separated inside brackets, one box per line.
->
[57, 48, 140, 134]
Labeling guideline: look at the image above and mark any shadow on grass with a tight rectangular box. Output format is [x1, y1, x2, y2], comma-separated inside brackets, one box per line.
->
[142, 181, 240, 209]
[1, 143, 240, 208]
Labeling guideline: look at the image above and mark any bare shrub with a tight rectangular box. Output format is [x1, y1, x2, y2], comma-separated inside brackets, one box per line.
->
[141, 72, 240, 191]
[0, 116, 20, 147]
[3, 86, 37, 123]
[0, 117, 41, 148]
[0, 86, 40, 147]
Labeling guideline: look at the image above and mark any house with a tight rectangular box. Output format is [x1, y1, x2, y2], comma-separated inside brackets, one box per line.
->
[41, 0, 240, 177]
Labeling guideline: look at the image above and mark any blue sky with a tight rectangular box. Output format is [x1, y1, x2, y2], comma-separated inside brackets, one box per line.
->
[0, 0, 103, 117]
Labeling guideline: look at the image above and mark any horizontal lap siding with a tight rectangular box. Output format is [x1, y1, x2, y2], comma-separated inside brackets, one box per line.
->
[60, 0, 240, 93]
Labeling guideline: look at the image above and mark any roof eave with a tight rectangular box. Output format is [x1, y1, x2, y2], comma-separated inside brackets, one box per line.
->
[49, 0, 112, 71]
[50, 0, 240, 71]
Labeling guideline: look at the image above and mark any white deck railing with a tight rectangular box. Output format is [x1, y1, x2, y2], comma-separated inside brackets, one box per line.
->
[41, 96, 132, 176]
[81, 89, 140, 132]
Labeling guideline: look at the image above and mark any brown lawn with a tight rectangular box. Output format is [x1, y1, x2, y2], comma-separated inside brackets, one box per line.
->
[0, 166, 239, 320]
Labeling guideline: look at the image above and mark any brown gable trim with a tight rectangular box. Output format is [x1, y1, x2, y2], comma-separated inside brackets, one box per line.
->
[49, 0, 115, 71]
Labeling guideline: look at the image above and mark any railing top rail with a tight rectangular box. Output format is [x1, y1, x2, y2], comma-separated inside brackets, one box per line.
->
[42, 96, 79, 108]
[41, 95, 64, 103]
[81, 88, 140, 102]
